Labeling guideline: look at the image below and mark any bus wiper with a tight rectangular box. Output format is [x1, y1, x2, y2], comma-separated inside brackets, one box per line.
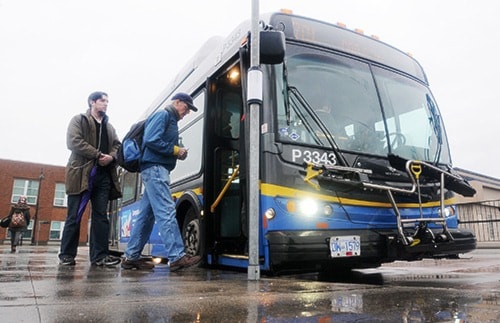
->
[287, 85, 347, 166]
[287, 87, 323, 145]
[282, 68, 338, 154]
[426, 94, 442, 164]
[282, 64, 291, 126]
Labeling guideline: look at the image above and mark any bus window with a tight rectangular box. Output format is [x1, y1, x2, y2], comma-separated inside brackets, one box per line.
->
[216, 90, 242, 139]
[277, 50, 385, 154]
[121, 171, 138, 204]
[216, 149, 241, 238]
[374, 66, 451, 163]
[172, 117, 204, 183]
[171, 93, 205, 183]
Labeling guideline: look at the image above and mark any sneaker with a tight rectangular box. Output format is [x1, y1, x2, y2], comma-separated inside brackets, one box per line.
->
[59, 256, 76, 266]
[92, 255, 121, 267]
[169, 254, 201, 272]
[121, 258, 155, 270]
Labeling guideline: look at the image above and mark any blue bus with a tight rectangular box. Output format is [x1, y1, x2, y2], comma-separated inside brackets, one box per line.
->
[111, 11, 476, 273]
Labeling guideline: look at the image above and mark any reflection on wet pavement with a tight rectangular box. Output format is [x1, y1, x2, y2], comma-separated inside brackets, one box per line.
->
[0, 246, 499, 322]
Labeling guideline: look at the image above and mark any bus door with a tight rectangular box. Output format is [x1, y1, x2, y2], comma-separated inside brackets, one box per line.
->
[205, 79, 247, 256]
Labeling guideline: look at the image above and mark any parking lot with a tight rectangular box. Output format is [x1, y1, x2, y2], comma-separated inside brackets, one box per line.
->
[1, 245, 499, 322]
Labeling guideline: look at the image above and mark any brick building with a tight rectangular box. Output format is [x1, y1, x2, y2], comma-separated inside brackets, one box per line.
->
[0, 158, 90, 245]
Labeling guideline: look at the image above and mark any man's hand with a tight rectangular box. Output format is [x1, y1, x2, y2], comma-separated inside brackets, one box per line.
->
[178, 147, 189, 160]
[98, 153, 114, 166]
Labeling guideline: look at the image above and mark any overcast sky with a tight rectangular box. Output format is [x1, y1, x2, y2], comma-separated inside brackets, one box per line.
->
[1, 0, 499, 178]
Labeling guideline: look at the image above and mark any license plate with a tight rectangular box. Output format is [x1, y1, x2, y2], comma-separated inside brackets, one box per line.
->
[331, 293, 363, 313]
[330, 236, 361, 257]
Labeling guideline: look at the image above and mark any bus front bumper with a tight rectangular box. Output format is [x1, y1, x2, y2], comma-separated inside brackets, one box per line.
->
[265, 228, 476, 270]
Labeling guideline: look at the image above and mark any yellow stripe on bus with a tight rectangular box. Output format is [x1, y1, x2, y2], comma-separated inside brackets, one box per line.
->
[260, 183, 454, 208]
[172, 187, 202, 199]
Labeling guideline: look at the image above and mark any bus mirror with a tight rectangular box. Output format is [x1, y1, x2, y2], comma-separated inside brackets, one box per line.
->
[260, 30, 285, 64]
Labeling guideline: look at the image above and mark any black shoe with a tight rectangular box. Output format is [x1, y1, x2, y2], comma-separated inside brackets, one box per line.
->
[92, 255, 121, 267]
[169, 255, 201, 272]
[59, 256, 76, 266]
[121, 258, 155, 270]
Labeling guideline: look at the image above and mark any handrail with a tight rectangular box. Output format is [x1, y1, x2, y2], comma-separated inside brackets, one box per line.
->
[210, 166, 240, 213]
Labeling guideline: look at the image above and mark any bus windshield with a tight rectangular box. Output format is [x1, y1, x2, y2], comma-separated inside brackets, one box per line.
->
[277, 47, 451, 165]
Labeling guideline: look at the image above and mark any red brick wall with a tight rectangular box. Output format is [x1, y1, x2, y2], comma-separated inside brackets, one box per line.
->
[0, 159, 90, 245]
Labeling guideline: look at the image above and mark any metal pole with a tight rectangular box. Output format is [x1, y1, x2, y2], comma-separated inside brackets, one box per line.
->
[31, 170, 45, 245]
[247, 0, 261, 280]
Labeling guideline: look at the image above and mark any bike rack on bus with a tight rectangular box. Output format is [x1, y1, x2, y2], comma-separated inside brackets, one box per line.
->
[363, 160, 467, 246]
[306, 159, 468, 246]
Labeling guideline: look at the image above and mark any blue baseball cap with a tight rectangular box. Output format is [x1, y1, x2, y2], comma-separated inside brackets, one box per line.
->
[172, 92, 198, 112]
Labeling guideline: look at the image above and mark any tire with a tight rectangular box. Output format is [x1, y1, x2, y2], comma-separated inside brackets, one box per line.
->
[182, 207, 203, 257]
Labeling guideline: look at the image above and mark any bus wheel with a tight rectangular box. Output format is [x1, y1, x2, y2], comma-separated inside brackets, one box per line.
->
[182, 208, 202, 257]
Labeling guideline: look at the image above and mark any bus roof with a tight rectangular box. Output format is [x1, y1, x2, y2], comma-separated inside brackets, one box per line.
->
[140, 12, 427, 119]
[268, 12, 427, 83]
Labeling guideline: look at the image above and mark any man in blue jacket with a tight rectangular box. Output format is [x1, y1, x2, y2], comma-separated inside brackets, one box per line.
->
[122, 92, 201, 271]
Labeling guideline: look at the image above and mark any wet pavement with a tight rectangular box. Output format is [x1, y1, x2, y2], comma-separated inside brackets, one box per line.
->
[1, 245, 499, 322]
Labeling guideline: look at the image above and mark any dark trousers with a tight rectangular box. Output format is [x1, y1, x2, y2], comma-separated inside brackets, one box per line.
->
[10, 229, 23, 248]
[59, 170, 112, 263]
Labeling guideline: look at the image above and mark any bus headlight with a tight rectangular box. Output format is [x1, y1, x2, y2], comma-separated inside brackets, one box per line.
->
[322, 204, 334, 217]
[152, 257, 163, 264]
[298, 198, 318, 217]
[281, 198, 333, 218]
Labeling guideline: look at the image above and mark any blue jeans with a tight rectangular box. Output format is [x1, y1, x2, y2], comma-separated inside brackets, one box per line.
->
[124, 165, 185, 263]
[59, 169, 112, 263]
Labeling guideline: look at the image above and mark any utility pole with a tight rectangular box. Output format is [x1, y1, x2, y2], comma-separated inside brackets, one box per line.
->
[247, 0, 262, 280]
[31, 170, 45, 245]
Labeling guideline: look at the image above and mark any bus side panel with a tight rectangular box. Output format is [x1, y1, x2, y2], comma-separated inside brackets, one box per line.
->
[118, 201, 169, 258]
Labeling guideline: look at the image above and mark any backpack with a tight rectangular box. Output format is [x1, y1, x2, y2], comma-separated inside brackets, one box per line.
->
[116, 109, 169, 173]
[10, 211, 26, 228]
[116, 119, 146, 173]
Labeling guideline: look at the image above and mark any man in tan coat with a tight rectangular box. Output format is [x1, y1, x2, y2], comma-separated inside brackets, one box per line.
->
[59, 91, 122, 267]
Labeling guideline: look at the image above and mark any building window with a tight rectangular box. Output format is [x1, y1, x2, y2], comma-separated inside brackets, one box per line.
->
[23, 222, 33, 239]
[50, 221, 64, 240]
[54, 183, 67, 207]
[12, 179, 40, 205]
